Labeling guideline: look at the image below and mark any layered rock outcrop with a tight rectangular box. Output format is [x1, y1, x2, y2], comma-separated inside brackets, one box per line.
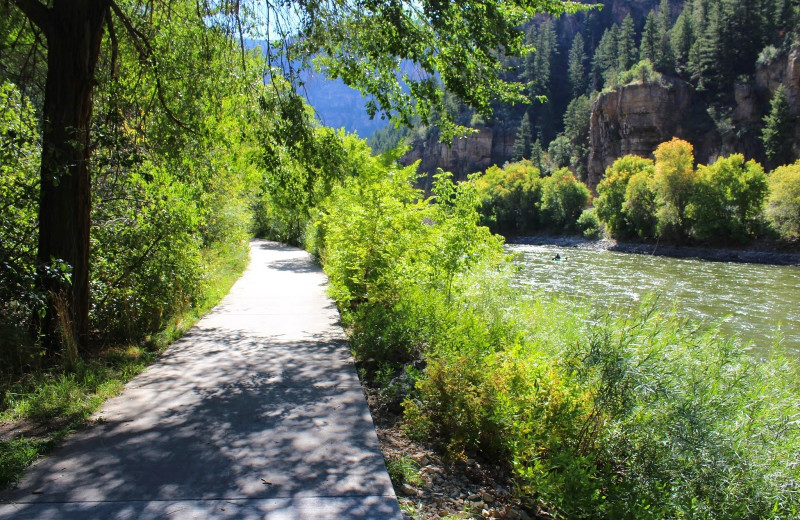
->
[395, 42, 799, 193]
[587, 44, 800, 189]
[400, 126, 515, 191]
[756, 45, 800, 161]
[756, 45, 800, 112]
[587, 77, 694, 189]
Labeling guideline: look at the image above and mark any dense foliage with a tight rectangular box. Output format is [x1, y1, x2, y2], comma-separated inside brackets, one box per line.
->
[766, 160, 800, 240]
[467, 136, 790, 245]
[369, 0, 800, 179]
[0, 82, 40, 364]
[0, 2, 276, 372]
[474, 161, 591, 236]
[2, 0, 594, 486]
[1, 0, 587, 360]
[309, 142, 800, 519]
[3, 0, 589, 359]
[3, 0, 800, 516]
[594, 138, 777, 244]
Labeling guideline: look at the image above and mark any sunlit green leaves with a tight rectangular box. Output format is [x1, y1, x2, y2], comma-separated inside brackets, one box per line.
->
[294, 0, 587, 139]
[0, 82, 41, 357]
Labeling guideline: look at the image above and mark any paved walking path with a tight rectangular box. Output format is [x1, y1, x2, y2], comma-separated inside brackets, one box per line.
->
[0, 241, 402, 520]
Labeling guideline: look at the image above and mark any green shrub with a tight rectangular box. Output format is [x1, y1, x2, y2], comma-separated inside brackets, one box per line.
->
[757, 45, 780, 67]
[87, 21, 261, 343]
[652, 138, 698, 240]
[565, 306, 800, 519]
[0, 82, 42, 371]
[595, 155, 655, 237]
[766, 160, 800, 240]
[688, 154, 768, 242]
[91, 163, 205, 340]
[595, 145, 774, 244]
[311, 138, 800, 519]
[616, 59, 662, 86]
[577, 208, 603, 238]
[473, 161, 542, 235]
[539, 168, 591, 233]
[622, 169, 658, 238]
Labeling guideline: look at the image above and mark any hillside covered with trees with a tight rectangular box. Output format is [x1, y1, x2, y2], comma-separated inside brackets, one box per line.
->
[370, 0, 800, 189]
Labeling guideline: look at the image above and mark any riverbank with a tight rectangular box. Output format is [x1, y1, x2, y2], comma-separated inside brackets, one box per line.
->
[508, 235, 800, 266]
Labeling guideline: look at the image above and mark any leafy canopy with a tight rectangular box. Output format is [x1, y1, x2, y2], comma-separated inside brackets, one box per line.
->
[285, 0, 587, 138]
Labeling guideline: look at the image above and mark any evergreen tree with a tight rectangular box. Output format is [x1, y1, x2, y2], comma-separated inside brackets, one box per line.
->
[657, 0, 672, 34]
[514, 111, 533, 161]
[524, 24, 539, 88]
[640, 11, 660, 65]
[689, 2, 721, 91]
[718, 0, 763, 81]
[617, 15, 637, 73]
[592, 24, 619, 90]
[761, 0, 779, 42]
[562, 94, 593, 179]
[525, 19, 557, 94]
[772, 0, 799, 39]
[656, 0, 675, 72]
[672, 9, 694, 71]
[568, 32, 587, 98]
[526, 19, 558, 143]
[762, 85, 797, 166]
[531, 138, 545, 173]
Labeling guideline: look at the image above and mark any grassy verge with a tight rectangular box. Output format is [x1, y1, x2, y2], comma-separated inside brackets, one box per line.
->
[0, 246, 248, 489]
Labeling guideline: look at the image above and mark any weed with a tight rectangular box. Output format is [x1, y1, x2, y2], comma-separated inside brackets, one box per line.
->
[386, 455, 423, 488]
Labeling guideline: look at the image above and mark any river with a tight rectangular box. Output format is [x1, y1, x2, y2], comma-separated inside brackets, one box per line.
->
[509, 243, 800, 357]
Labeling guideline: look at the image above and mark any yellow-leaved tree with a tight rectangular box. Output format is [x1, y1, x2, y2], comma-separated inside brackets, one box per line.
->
[652, 137, 698, 240]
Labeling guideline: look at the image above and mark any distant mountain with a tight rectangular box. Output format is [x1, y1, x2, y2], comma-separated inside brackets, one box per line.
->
[247, 40, 388, 137]
[296, 71, 389, 138]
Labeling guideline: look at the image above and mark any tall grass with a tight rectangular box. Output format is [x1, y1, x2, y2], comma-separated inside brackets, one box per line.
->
[310, 149, 800, 519]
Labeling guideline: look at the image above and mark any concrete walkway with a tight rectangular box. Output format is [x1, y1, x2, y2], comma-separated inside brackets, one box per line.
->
[0, 241, 402, 520]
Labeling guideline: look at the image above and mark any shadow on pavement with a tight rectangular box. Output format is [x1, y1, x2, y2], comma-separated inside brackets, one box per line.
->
[1, 240, 400, 519]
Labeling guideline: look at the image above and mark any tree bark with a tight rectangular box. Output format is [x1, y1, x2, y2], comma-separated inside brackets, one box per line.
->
[31, 0, 108, 353]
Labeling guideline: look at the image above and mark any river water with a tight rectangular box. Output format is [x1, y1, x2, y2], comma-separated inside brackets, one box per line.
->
[509, 243, 800, 357]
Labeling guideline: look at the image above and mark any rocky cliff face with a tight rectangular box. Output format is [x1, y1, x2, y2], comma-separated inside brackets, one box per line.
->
[587, 45, 800, 189]
[756, 45, 800, 161]
[587, 77, 694, 188]
[756, 46, 800, 111]
[400, 126, 515, 191]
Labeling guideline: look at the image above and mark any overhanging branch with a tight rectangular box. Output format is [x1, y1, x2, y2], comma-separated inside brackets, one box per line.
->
[108, 0, 195, 133]
[10, 0, 50, 32]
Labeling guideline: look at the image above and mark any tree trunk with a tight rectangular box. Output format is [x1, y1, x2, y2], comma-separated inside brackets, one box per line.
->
[36, 1, 108, 354]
